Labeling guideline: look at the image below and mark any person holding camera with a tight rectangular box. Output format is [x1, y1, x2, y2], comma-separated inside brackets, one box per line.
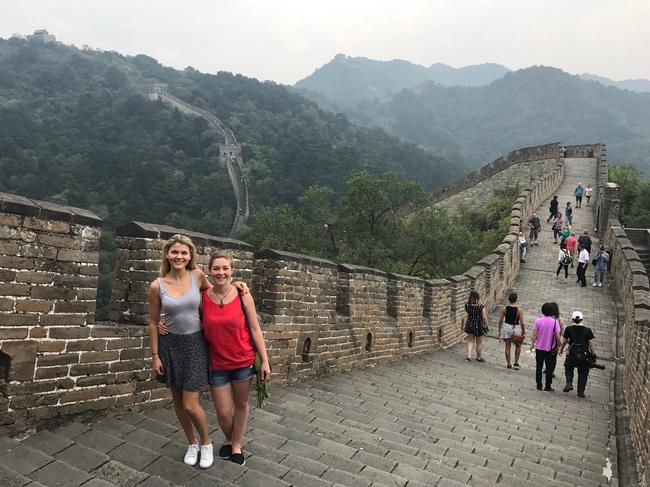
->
[559, 311, 595, 398]
[592, 245, 610, 287]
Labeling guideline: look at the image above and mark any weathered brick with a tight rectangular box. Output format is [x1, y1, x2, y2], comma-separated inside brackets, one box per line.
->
[0, 269, 17, 281]
[0, 314, 40, 326]
[70, 363, 109, 375]
[105, 337, 142, 350]
[76, 374, 116, 387]
[77, 289, 97, 300]
[10, 393, 58, 409]
[15, 299, 54, 313]
[36, 234, 82, 249]
[54, 275, 98, 288]
[48, 327, 91, 339]
[0, 241, 20, 254]
[0, 340, 37, 380]
[57, 377, 75, 389]
[18, 244, 58, 259]
[15, 271, 55, 284]
[37, 353, 79, 367]
[29, 326, 47, 338]
[0, 327, 28, 339]
[37, 340, 66, 352]
[54, 302, 93, 314]
[35, 365, 69, 380]
[22, 217, 70, 233]
[0, 283, 30, 296]
[0, 227, 36, 242]
[57, 249, 99, 264]
[0, 297, 15, 311]
[101, 383, 134, 396]
[66, 339, 107, 352]
[31, 286, 75, 300]
[119, 348, 145, 360]
[40, 314, 86, 326]
[60, 388, 102, 404]
[0, 213, 21, 227]
[79, 350, 119, 363]
[109, 359, 146, 373]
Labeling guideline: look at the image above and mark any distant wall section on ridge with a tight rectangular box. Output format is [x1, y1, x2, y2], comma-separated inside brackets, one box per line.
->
[430, 143, 561, 214]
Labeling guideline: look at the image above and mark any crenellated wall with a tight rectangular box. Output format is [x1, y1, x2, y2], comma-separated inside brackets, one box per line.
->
[0, 142, 570, 434]
[604, 222, 650, 485]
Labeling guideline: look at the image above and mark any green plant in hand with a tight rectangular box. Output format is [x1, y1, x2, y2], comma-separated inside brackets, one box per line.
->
[254, 352, 271, 408]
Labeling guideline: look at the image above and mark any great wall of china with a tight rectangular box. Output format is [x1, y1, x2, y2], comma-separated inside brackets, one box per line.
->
[1, 141, 649, 485]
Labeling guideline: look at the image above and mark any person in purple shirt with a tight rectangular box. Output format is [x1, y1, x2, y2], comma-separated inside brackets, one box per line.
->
[530, 302, 563, 391]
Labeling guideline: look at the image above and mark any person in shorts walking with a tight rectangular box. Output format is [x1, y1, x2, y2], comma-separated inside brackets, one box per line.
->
[498, 293, 525, 369]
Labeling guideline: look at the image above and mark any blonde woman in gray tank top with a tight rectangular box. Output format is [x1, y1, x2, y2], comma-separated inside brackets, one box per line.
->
[148, 234, 248, 469]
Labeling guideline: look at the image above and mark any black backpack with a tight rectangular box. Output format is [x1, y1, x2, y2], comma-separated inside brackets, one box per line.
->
[567, 327, 592, 366]
[561, 250, 572, 266]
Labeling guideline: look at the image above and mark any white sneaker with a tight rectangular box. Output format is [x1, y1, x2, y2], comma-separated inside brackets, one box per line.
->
[598, 282, 602, 287]
[593, 282, 598, 287]
[199, 444, 214, 468]
[184, 444, 199, 466]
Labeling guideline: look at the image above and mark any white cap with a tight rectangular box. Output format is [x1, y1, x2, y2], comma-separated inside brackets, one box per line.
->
[572, 311, 584, 321]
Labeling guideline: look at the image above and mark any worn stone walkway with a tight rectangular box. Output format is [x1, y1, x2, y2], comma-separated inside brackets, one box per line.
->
[0, 158, 618, 487]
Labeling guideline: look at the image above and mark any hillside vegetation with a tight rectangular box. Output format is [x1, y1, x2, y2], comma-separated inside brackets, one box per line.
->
[301, 65, 650, 171]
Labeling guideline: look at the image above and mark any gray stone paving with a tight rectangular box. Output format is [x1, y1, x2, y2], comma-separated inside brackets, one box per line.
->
[0, 157, 617, 486]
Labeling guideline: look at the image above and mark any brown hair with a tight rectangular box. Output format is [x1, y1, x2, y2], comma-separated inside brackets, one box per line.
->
[159, 234, 197, 276]
[208, 252, 235, 271]
[467, 291, 480, 305]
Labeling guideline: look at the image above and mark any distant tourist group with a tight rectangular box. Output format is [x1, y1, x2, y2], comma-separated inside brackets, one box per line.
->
[465, 185, 605, 396]
[148, 234, 271, 469]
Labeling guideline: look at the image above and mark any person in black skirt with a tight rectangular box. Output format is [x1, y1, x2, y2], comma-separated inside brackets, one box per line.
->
[464, 291, 490, 362]
[149, 235, 248, 469]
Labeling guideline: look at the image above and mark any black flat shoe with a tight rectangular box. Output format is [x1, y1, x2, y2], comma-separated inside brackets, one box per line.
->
[218, 444, 232, 459]
[229, 452, 245, 465]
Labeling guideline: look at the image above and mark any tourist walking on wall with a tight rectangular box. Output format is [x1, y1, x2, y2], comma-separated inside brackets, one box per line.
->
[528, 213, 541, 246]
[565, 233, 578, 267]
[518, 231, 527, 263]
[592, 245, 610, 287]
[576, 243, 590, 287]
[151, 235, 249, 469]
[498, 293, 525, 369]
[530, 302, 562, 391]
[202, 252, 271, 466]
[574, 184, 584, 208]
[148, 234, 215, 468]
[564, 202, 573, 227]
[547, 196, 559, 222]
[578, 230, 592, 254]
[585, 184, 593, 206]
[464, 291, 490, 362]
[559, 311, 595, 398]
[552, 212, 564, 244]
[560, 225, 571, 244]
[556, 241, 572, 282]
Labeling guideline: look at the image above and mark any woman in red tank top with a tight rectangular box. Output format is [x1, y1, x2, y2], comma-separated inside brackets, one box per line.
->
[202, 252, 271, 466]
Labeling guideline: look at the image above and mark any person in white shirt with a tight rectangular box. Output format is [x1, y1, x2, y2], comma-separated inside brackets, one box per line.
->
[576, 243, 590, 287]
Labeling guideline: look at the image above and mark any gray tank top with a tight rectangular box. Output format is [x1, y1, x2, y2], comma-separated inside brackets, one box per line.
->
[158, 271, 202, 335]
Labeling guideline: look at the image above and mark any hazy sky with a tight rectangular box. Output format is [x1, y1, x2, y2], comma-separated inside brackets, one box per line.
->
[2, 0, 648, 85]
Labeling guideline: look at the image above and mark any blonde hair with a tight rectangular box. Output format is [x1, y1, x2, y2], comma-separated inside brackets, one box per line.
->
[208, 251, 235, 271]
[159, 234, 197, 276]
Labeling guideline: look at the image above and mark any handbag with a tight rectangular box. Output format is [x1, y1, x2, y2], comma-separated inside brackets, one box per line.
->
[510, 332, 525, 344]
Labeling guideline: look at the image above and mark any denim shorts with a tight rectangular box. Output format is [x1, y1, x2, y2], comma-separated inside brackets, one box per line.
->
[209, 364, 256, 387]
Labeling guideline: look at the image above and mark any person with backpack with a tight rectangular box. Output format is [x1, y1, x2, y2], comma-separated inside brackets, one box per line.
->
[528, 213, 541, 246]
[574, 184, 584, 208]
[556, 241, 572, 281]
[547, 196, 559, 223]
[559, 311, 595, 398]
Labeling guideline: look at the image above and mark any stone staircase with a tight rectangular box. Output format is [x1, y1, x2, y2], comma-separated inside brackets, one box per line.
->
[0, 345, 614, 487]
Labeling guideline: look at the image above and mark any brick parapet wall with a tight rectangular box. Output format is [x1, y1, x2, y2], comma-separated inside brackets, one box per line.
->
[0, 142, 586, 433]
[109, 221, 254, 324]
[604, 222, 650, 485]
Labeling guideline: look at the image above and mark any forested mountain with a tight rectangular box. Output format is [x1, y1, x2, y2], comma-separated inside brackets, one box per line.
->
[315, 66, 650, 170]
[295, 54, 509, 102]
[0, 37, 461, 227]
[579, 73, 650, 93]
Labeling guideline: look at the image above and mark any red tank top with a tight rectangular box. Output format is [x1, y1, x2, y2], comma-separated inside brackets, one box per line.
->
[202, 291, 255, 371]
